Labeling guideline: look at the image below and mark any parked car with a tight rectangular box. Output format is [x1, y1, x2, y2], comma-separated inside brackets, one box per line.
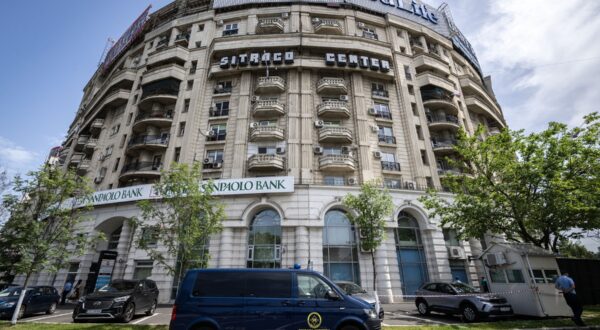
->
[170, 268, 381, 330]
[73, 279, 158, 323]
[335, 281, 384, 319]
[415, 282, 513, 322]
[0, 283, 17, 291]
[0, 286, 60, 319]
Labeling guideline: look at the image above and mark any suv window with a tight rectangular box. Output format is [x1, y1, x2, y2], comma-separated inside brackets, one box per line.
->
[297, 274, 333, 299]
[423, 283, 437, 291]
[439, 284, 455, 294]
[146, 280, 157, 289]
[246, 272, 291, 298]
[193, 272, 244, 297]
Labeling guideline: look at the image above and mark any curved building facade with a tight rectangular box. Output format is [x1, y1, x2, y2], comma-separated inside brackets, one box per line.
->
[24, 0, 506, 303]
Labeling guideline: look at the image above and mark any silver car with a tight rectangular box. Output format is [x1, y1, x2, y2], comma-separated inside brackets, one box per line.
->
[415, 282, 513, 322]
[335, 281, 384, 319]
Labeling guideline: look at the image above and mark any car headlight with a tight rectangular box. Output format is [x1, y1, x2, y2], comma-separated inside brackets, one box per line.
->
[363, 308, 378, 319]
[1, 302, 15, 308]
[113, 296, 130, 303]
[477, 296, 492, 302]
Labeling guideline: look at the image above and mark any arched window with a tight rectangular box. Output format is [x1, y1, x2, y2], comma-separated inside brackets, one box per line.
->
[394, 211, 428, 296]
[247, 209, 281, 268]
[323, 210, 360, 284]
[107, 226, 122, 250]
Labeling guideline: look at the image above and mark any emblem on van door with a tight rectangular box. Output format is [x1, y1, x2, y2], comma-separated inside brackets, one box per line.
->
[307, 312, 322, 329]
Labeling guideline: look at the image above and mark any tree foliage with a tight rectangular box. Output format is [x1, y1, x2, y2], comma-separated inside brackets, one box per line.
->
[135, 162, 225, 280]
[420, 112, 600, 252]
[343, 180, 394, 291]
[558, 239, 598, 259]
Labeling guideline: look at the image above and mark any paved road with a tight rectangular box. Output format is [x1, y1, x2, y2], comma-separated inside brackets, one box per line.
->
[380, 303, 463, 326]
[19, 305, 173, 325]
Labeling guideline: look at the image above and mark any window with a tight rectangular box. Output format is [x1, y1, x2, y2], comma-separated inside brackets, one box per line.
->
[110, 124, 120, 136]
[206, 149, 224, 163]
[381, 152, 400, 171]
[211, 101, 229, 117]
[108, 226, 122, 250]
[378, 126, 395, 144]
[183, 99, 190, 113]
[532, 269, 559, 283]
[374, 103, 391, 119]
[411, 103, 418, 116]
[489, 269, 507, 283]
[408, 84, 414, 95]
[178, 122, 186, 136]
[416, 125, 423, 140]
[174, 147, 181, 163]
[126, 113, 133, 125]
[246, 272, 292, 298]
[193, 272, 245, 297]
[323, 147, 342, 155]
[133, 260, 154, 280]
[360, 25, 378, 40]
[190, 60, 197, 74]
[223, 23, 239, 36]
[384, 178, 401, 189]
[404, 65, 412, 80]
[258, 146, 277, 155]
[323, 210, 360, 284]
[324, 176, 345, 186]
[371, 82, 388, 98]
[120, 134, 127, 148]
[113, 158, 120, 172]
[187, 80, 193, 90]
[443, 229, 460, 247]
[297, 274, 335, 299]
[396, 29, 404, 38]
[420, 150, 429, 165]
[506, 269, 525, 283]
[140, 227, 159, 247]
[394, 212, 429, 295]
[426, 176, 434, 188]
[215, 81, 233, 93]
[323, 120, 341, 127]
[197, 24, 204, 32]
[104, 145, 113, 158]
[247, 209, 281, 269]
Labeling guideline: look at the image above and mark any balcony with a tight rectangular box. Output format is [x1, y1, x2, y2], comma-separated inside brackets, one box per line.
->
[431, 139, 457, 154]
[146, 45, 189, 66]
[459, 76, 501, 114]
[317, 101, 350, 118]
[97, 89, 130, 111]
[255, 76, 285, 94]
[252, 100, 285, 117]
[69, 153, 85, 165]
[488, 127, 501, 136]
[77, 159, 91, 174]
[464, 95, 504, 126]
[427, 114, 460, 130]
[410, 38, 425, 54]
[139, 78, 180, 107]
[421, 87, 458, 113]
[381, 161, 401, 172]
[247, 154, 285, 171]
[378, 135, 396, 144]
[416, 71, 454, 92]
[313, 18, 343, 35]
[90, 118, 105, 133]
[318, 127, 353, 143]
[317, 78, 347, 95]
[249, 127, 285, 141]
[437, 167, 462, 176]
[257, 17, 284, 34]
[132, 111, 173, 132]
[75, 136, 89, 151]
[127, 134, 170, 152]
[319, 154, 355, 172]
[174, 33, 190, 46]
[141, 63, 186, 86]
[372, 89, 389, 100]
[413, 53, 450, 75]
[84, 138, 98, 150]
[120, 161, 162, 181]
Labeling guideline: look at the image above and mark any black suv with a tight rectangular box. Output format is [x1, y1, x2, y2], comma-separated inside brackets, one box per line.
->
[73, 279, 159, 323]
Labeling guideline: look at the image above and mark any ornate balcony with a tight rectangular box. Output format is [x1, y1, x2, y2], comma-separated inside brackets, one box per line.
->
[319, 154, 355, 172]
[318, 127, 353, 143]
[132, 111, 173, 133]
[317, 101, 350, 118]
[119, 161, 162, 181]
[313, 18, 343, 35]
[84, 138, 98, 150]
[427, 114, 460, 131]
[257, 17, 284, 34]
[431, 139, 457, 154]
[255, 76, 285, 94]
[249, 127, 285, 141]
[75, 136, 89, 151]
[127, 134, 170, 152]
[76, 159, 91, 174]
[247, 154, 285, 171]
[69, 153, 85, 165]
[252, 100, 285, 117]
[90, 118, 105, 133]
[317, 78, 347, 95]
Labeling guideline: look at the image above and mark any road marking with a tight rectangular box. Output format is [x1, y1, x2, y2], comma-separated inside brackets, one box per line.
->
[394, 314, 453, 325]
[131, 312, 160, 324]
[23, 312, 73, 322]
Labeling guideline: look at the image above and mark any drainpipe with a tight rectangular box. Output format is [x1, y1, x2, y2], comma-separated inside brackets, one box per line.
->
[524, 253, 546, 316]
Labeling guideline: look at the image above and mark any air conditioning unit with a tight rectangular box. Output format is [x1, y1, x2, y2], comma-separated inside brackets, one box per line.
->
[373, 151, 382, 159]
[348, 177, 358, 185]
[250, 122, 259, 128]
[339, 95, 349, 101]
[370, 125, 379, 133]
[341, 146, 351, 154]
[207, 130, 216, 137]
[357, 22, 366, 28]
[313, 146, 324, 154]
[215, 84, 224, 92]
[281, 12, 289, 18]
[251, 96, 260, 102]
[404, 180, 416, 190]
[94, 176, 104, 184]
[486, 253, 507, 266]
[359, 243, 371, 253]
[448, 246, 466, 259]
[359, 228, 367, 238]
[217, 20, 224, 26]
[213, 162, 223, 169]
[368, 108, 378, 115]
[276, 147, 285, 154]
[314, 120, 324, 128]
[312, 17, 321, 24]
[203, 158, 212, 164]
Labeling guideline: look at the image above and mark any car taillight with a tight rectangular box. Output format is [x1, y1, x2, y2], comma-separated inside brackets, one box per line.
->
[171, 304, 177, 321]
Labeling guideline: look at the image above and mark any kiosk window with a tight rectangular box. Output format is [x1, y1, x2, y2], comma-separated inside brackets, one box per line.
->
[489, 269, 507, 283]
[506, 269, 525, 283]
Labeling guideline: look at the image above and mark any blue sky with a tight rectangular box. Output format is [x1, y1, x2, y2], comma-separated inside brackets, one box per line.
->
[0, 1, 599, 248]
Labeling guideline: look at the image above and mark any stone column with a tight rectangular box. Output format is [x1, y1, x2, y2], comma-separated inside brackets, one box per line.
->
[375, 248, 394, 303]
[218, 228, 234, 268]
[114, 219, 133, 278]
[295, 226, 309, 268]
[231, 72, 252, 178]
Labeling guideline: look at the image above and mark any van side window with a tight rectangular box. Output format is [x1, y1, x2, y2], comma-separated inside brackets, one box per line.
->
[297, 274, 333, 299]
[193, 272, 244, 297]
[246, 272, 291, 298]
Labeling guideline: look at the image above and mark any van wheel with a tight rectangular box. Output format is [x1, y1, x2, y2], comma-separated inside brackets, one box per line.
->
[339, 325, 360, 330]
[461, 303, 479, 323]
[416, 299, 430, 316]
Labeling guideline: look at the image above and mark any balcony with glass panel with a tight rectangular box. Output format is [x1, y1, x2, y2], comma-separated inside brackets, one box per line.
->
[90, 118, 105, 133]
[255, 76, 285, 94]
[318, 127, 353, 143]
[317, 101, 350, 119]
[257, 17, 284, 34]
[119, 161, 162, 181]
[249, 126, 285, 142]
[427, 113, 460, 131]
[247, 154, 285, 171]
[75, 135, 89, 151]
[252, 100, 285, 117]
[431, 138, 457, 154]
[319, 154, 355, 172]
[133, 109, 173, 133]
[127, 134, 170, 152]
[317, 78, 347, 95]
[421, 86, 458, 113]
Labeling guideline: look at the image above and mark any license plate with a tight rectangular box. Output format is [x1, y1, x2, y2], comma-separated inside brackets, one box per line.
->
[500, 307, 511, 312]
[87, 309, 102, 314]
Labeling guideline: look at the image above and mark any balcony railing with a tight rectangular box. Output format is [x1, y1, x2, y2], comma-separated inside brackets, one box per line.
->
[257, 18, 284, 33]
[317, 77, 347, 94]
[210, 107, 229, 117]
[421, 87, 453, 102]
[252, 100, 285, 117]
[91, 118, 105, 130]
[375, 111, 392, 120]
[381, 161, 401, 171]
[318, 127, 353, 143]
[427, 114, 459, 124]
[362, 31, 378, 40]
[250, 127, 285, 141]
[317, 101, 350, 118]
[121, 161, 162, 174]
[134, 111, 173, 123]
[431, 139, 457, 150]
[378, 135, 396, 144]
[372, 90, 389, 98]
[313, 18, 343, 34]
[214, 86, 232, 94]
[255, 76, 285, 93]
[174, 33, 190, 45]
[318, 154, 355, 172]
[247, 154, 285, 171]
[206, 132, 227, 142]
[128, 135, 170, 148]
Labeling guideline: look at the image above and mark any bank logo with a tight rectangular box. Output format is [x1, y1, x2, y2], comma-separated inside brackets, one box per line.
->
[307, 312, 322, 329]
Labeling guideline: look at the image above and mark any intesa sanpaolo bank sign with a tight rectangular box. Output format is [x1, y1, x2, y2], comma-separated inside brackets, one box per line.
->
[70, 176, 294, 208]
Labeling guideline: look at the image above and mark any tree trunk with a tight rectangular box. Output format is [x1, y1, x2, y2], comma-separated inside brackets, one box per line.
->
[11, 271, 32, 325]
[371, 250, 377, 292]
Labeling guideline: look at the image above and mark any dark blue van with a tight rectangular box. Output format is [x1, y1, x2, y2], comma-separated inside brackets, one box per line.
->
[170, 269, 381, 330]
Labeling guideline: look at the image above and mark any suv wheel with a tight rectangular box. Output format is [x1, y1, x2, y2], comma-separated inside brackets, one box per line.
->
[146, 299, 157, 316]
[461, 304, 479, 322]
[121, 302, 135, 323]
[46, 302, 57, 314]
[416, 299, 430, 316]
[17, 305, 26, 319]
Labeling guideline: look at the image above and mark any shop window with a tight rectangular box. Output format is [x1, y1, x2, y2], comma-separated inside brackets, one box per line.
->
[133, 260, 154, 280]
[323, 210, 360, 284]
[223, 23, 239, 36]
[247, 209, 281, 269]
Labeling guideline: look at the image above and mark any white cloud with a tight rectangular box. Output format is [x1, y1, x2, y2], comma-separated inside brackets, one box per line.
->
[0, 136, 40, 176]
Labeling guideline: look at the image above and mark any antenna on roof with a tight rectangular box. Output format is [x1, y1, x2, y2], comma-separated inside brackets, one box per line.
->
[98, 38, 116, 67]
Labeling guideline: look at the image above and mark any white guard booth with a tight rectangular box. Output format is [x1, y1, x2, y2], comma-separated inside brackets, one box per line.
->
[478, 243, 571, 317]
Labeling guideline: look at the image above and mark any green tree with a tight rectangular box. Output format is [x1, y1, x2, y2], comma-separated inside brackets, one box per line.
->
[558, 239, 597, 259]
[420, 112, 600, 252]
[0, 165, 93, 324]
[342, 180, 394, 291]
[135, 162, 225, 294]
[0, 166, 9, 226]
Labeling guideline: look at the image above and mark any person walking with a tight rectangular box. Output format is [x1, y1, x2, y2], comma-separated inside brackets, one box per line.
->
[555, 272, 585, 326]
[480, 277, 489, 293]
[61, 280, 73, 305]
